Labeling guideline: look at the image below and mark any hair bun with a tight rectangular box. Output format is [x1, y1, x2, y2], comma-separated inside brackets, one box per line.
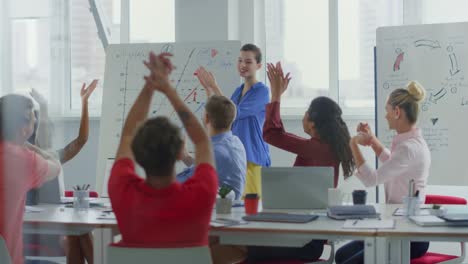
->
[407, 81, 425, 102]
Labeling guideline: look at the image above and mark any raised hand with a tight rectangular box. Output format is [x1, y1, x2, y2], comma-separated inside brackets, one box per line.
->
[144, 52, 175, 93]
[195, 66, 221, 97]
[80, 79, 98, 103]
[356, 122, 374, 146]
[30, 88, 48, 107]
[267, 62, 291, 102]
[353, 132, 373, 146]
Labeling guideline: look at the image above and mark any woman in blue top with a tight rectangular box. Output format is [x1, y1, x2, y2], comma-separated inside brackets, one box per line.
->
[196, 44, 270, 197]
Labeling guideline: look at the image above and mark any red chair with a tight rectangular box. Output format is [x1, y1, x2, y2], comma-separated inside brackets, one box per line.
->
[64, 190, 99, 198]
[411, 194, 467, 264]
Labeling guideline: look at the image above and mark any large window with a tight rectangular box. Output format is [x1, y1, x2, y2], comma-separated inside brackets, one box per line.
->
[70, 0, 120, 113]
[265, 0, 329, 110]
[2, 0, 175, 116]
[338, 0, 402, 113]
[420, 0, 468, 24]
[130, 0, 175, 43]
[266, 0, 404, 115]
[267, 1, 468, 116]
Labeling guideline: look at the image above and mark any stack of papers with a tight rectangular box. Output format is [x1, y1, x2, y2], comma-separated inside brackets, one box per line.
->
[97, 212, 116, 220]
[343, 219, 395, 229]
[210, 218, 247, 227]
[25, 206, 44, 213]
[328, 205, 379, 220]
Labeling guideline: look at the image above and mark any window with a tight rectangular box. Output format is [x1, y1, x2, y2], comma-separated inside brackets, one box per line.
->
[7, 0, 53, 104]
[338, 0, 403, 114]
[70, 0, 120, 113]
[265, 0, 329, 110]
[420, 0, 468, 24]
[130, 0, 175, 43]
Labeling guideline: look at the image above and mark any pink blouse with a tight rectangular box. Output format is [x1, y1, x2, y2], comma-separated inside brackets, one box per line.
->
[357, 128, 431, 204]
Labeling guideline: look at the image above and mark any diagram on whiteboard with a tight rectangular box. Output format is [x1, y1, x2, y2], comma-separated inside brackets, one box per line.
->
[376, 22, 468, 185]
[96, 41, 241, 195]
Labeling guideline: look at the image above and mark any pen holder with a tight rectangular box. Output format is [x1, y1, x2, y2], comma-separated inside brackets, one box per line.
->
[74, 190, 90, 211]
[216, 198, 232, 214]
[403, 196, 420, 216]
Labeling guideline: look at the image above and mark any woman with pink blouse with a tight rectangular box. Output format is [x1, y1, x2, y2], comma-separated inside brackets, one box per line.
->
[336, 81, 431, 264]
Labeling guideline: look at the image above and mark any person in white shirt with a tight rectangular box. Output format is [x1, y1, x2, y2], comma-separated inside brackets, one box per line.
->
[336, 81, 431, 264]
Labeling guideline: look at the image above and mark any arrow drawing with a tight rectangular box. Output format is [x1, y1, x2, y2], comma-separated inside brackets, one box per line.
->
[429, 87, 447, 104]
[414, 39, 441, 49]
[449, 53, 460, 76]
[393, 52, 404, 71]
[430, 118, 439, 126]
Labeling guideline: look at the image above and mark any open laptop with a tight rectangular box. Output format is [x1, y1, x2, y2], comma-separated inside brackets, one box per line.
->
[261, 167, 334, 210]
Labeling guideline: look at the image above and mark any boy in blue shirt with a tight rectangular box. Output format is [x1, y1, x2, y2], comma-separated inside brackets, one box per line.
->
[177, 95, 247, 200]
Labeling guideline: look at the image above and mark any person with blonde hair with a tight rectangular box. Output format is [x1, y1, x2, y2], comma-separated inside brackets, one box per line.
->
[335, 81, 431, 264]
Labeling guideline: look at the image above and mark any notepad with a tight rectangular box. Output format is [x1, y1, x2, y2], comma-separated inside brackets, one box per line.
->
[242, 213, 318, 223]
[210, 218, 247, 227]
[25, 206, 44, 213]
[343, 219, 395, 229]
[97, 212, 116, 220]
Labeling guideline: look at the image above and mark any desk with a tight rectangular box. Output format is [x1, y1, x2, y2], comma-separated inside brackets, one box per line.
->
[24, 205, 379, 263]
[25, 204, 468, 264]
[377, 204, 468, 264]
[23, 201, 118, 264]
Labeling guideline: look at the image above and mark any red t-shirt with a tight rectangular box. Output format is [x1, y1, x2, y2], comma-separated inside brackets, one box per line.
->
[108, 158, 218, 247]
[0, 142, 49, 264]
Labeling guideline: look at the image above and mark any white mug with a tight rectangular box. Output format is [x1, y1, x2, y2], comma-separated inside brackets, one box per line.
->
[328, 188, 345, 206]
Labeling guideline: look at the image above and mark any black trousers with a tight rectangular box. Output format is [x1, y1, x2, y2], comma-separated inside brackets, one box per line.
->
[335, 240, 429, 264]
[246, 239, 325, 262]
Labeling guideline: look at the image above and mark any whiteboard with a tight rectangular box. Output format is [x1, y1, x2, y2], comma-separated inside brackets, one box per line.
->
[96, 41, 241, 196]
[376, 22, 468, 185]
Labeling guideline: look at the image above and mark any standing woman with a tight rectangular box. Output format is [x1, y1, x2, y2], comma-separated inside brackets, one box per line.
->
[335, 81, 430, 264]
[196, 44, 270, 197]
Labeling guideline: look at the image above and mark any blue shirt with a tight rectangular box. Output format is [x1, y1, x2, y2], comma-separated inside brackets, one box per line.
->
[230, 82, 271, 167]
[177, 131, 247, 199]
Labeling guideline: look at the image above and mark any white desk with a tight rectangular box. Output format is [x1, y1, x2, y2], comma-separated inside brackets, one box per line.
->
[24, 205, 379, 263]
[377, 204, 468, 264]
[23, 201, 118, 264]
[25, 203, 468, 264]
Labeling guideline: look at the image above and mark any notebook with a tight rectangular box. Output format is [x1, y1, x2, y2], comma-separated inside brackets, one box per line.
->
[327, 205, 379, 220]
[242, 213, 319, 223]
[409, 215, 468, 227]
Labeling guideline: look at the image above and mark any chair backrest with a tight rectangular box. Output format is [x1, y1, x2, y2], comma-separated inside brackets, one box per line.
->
[0, 235, 12, 264]
[425, 194, 467, 205]
[107, 245, 212, 264]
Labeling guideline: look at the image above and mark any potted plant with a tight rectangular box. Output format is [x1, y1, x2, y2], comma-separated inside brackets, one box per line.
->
[216, 185, 233, 214]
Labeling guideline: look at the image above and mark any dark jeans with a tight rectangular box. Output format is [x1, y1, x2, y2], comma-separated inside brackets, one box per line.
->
[246, 239, 325, 262]
[335, 240, 429, 264]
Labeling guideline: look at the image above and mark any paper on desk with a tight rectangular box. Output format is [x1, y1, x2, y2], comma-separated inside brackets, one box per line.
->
[210, 218, 247, 227]
[25, 206, 44, 213]
[97, 212, 116, 220]
[343, 219, 395, 229]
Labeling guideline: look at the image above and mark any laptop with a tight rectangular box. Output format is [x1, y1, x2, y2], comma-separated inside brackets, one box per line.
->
[261, 167, 334, 210]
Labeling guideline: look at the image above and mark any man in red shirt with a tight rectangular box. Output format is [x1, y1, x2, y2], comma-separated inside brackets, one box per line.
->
[0, 94, 62, 264]
[108, 52, 217, 248]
